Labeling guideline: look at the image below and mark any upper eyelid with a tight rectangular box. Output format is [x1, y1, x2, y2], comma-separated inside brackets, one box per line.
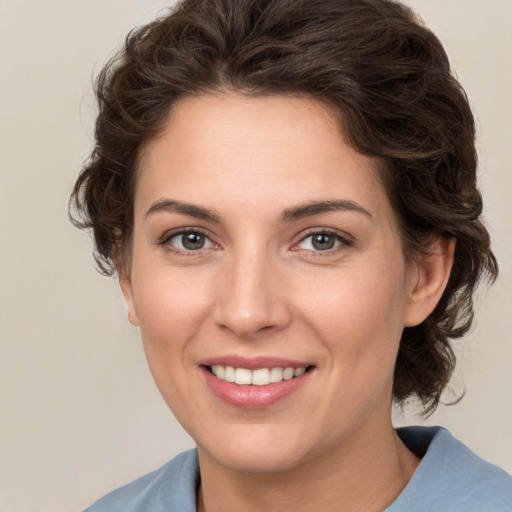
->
[296, 227, 353, 243]
[157, 226, 353, 249]
[159, 227, 216, 246]
[160, 226, 209, 238]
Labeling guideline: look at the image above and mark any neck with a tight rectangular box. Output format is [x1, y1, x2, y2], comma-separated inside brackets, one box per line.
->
[196, 421, 420, 512]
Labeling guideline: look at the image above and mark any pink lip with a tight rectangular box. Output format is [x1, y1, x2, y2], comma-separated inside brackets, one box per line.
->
[200, 357, 314, 410]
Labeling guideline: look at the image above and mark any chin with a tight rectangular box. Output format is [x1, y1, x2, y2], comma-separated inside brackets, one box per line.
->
[194, 420, 326, 475]
[204, 443, 307, 474]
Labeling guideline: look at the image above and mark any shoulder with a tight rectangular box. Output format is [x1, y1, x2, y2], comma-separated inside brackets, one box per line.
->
[388, 426, 512, 512]
[82, 449, 199, 512]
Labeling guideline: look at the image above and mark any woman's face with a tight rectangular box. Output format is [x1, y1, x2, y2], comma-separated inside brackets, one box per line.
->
[122, 93, 420, 473]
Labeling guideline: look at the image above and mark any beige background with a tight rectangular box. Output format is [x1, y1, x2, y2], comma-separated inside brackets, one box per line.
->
[0, 1, 511, 511]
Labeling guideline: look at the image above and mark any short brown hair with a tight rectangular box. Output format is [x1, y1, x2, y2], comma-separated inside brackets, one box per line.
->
[70, 0, 498, 413]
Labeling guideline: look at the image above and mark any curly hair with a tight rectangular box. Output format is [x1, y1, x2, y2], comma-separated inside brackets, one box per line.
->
[70, 0, 498, 414]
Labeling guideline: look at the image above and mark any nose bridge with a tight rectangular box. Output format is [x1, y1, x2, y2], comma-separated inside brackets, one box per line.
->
[213, 242, 289, 337]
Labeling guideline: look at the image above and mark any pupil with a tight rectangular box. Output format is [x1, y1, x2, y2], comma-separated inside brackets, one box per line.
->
[183, 233, 205, 250]
[312, 234, 335, 250]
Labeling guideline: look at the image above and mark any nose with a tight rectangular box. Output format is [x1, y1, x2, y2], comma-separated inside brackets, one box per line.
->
[213, 250, 291, 339]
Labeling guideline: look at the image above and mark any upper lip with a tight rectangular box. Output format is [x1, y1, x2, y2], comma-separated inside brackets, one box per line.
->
[199, 355, 314, 370]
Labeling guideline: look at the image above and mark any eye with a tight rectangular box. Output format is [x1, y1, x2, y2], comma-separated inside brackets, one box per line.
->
[295, 231, 351, 252]
[166, 230, 216, 251]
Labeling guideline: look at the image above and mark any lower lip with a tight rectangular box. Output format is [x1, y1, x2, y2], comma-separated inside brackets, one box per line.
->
[202, 368, 311, 409]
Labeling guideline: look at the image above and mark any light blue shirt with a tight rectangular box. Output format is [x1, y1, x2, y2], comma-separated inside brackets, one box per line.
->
[84, 426, 512, 511]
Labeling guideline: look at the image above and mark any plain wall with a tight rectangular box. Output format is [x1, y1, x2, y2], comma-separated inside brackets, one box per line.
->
[0, 1, 510, 511]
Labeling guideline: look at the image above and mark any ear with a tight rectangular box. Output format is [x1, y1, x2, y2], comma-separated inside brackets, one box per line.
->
[116, 257, 140, 327]
[403, 237, 455, 327]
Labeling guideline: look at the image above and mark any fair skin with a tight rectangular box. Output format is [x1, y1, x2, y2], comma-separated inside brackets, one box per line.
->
[119, 93, 454, 512]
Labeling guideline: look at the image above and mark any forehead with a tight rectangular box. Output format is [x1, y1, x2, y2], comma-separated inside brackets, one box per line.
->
[136, 93, 393, 224]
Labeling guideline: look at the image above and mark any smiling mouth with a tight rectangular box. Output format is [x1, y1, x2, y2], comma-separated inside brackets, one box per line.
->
[205, 365, 315, 386]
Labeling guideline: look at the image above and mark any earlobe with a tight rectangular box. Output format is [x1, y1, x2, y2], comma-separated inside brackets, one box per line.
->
[117, 262, 140, 327]
[403, 237, 456, 327]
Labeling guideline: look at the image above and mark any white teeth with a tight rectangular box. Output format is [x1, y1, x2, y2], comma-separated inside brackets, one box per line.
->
[269, 367, 283, 383]
[283, 368, 295, 380]
[294, 367, 305, 377]
[234, 368, 252, 385]
[252, 368, 270, 386]
[235, 368, 252, 384]
[224, 366, 235, 383]
[210, 365, 308, 385]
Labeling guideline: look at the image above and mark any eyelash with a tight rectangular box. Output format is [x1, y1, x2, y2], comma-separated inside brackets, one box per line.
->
[158, 227, 353, 257]
[292, 229, 354, 255]
[157, 228, 218, 256]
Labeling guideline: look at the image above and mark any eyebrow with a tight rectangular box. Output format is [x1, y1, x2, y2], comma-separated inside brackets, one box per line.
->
[145, 198, 372, 224]
[280, 200, 372, 223]
[145, 199, 221, 223]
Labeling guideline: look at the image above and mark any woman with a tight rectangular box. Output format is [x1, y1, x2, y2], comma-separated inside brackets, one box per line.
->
[71, 0, 512, 510]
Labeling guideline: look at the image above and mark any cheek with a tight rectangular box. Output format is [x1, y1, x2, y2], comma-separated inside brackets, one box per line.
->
[130, 269, 215, 420]
[295, 265, 407, 362]
[131, 266, 214, 358]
